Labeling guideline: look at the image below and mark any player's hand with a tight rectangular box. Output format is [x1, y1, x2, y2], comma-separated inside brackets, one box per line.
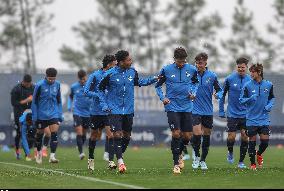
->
[27, 95, 33, 102]
[188, 93, 196, 100]
[162, 98, 170, 105]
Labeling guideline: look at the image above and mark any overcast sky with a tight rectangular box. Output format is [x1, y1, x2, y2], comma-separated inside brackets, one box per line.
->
[35, 0, 275, 72]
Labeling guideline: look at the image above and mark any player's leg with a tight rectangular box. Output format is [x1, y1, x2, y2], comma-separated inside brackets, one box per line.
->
[180, 112, 193, 164]
[167, 112, 182, 174]
[14, 121, 21, 159]
[42, 127, 51, 157]
[199, 116, 213, 170]
[226, 118, 237, 164]
[121, 114, 134, 154]
[34, 121, 46, 164]
[238, 126, 248, 168]
[247, 126, 257, 170]
[103, 135, 109, 161]
[191, 114, 202, 169]
[256, 126, 270, 168]
[105, 124, 116, 169]
[48, 119, 60, 163]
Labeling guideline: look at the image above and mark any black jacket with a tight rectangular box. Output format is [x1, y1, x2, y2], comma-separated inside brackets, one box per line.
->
[10, 83, 35, 123]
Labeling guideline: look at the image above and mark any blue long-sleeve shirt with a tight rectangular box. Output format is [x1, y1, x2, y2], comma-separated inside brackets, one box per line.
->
[68, 81, 91, 117]
[20, 111, 34, 155]
[31, 79, 63, 122]
[155, 63, 199, 112]
[84, 69, 108, 115]
[240, 79, 275, 126]
[219, 72, 251, 118]
[193, 69, 223, 115]
[98, 66, 157, 115]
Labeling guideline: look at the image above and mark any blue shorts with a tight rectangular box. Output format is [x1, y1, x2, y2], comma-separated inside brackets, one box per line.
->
[192, 114, 213, 129]
[227, 117, 246, 132]
[246, 126, 271, 137]
[91, 115, 110, 130]
[109, 114, 134, 133]
[167, 112, 192, 132]
[36, 118, 59, 129]
[73, 115, 92, 129]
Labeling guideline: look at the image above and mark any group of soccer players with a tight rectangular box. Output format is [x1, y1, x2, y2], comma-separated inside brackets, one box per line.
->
[11, 47, 275, 174]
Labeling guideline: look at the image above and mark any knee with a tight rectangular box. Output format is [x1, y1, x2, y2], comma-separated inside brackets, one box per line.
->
[172, 130, 181, 138]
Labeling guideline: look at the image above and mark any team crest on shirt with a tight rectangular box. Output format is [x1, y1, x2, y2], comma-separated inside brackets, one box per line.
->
[116, 79, 120, 82]
[170, 124, 175, 130]
[185, 71, 191, 77]
[128, 76, 133, 81]
[233, 83, 237, 87]
[264, 88, 269, 93]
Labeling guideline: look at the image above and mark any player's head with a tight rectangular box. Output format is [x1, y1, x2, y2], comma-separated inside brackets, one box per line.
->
[45, 67, 57, 84]
[249, 63, 263, 80]
[115, 50, 132, 69]
[102, 54, 117, 70]
[236, 57, 249, 76]
[22, 74, 32, 88]
[77, 69, 87, 84]
[195, 52, 208, 72]
[26, 112, 32, 126]
[174, 47, 187, 68]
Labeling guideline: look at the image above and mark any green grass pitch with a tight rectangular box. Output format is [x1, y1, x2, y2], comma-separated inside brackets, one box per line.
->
[1, 146, 284, 189]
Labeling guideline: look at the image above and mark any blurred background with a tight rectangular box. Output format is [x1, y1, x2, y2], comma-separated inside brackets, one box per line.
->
[0, 0, 284, 148]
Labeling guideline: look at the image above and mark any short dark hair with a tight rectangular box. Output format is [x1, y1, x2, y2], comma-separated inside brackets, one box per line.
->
[249, 63, 263, 78]
[115, 50, 129, 64]
[195, 52, 208, 61]
[174, 47, 188, 59]
[77, 69, 87, 79]
[236, 57, 249, 65]
[46, 68, 57, 77]
[23, 74, 32, 83]
[102, 54, 116, 68]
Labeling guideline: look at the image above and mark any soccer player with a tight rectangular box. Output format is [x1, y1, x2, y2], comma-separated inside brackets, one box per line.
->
[32, 68, 63, 164]
[10, 74, 34, 159]
[155, 47, 199, 174]
[98, 50, 158, 173]
[240, 63, 275, 170]
[68, 69, 92, 160]
[219, 57, 251, 168]
[191, 52, 223, 170]
[84, 55, 117, 171]
[20, 110, 36, 161]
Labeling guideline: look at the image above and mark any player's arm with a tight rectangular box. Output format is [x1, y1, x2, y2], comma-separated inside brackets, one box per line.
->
[239, 85, 258, 104]
[56, 84, 64, 122]
[155, 69, 170, 105]
[84, 74, 98, 98]
[189, 70, 199, 100]
[10, 87, 21, 107]
[219, 78, 229, 118]
[134, 70, 158, 87]
[98, 74, 111, 112]
[31, 84, 41, 122]
[264, 85, 275, 112]
[67, 86, 74, 112]
[213, 75, 223, 100]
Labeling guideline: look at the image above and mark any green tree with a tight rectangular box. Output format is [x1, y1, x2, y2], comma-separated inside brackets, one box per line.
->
[267, 0, 284, 71]
[166, 0, 223, 69]
[60, 0, 165, 73]
[0, 0, 54, 73]
[222, 0, 274, 70]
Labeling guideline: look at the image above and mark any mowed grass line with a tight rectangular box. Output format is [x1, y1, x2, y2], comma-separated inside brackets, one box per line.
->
[0, 146, 284, 188]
